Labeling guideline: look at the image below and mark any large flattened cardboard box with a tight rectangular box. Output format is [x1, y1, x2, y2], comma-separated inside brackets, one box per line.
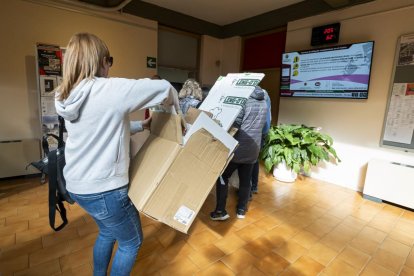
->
[128, 112, 235, 233]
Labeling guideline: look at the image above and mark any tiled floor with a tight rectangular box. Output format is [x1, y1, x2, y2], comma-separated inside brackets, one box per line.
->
[1, 167, 414, 275]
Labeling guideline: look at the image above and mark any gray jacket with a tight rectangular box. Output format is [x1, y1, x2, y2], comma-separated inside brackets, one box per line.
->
[232, 87, 268, 164]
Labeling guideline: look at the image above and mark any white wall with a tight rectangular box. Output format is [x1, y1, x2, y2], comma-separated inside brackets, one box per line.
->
[281, 0, 414, 191]
[199, 35, 241, 86]
[0, 0, 158, 141]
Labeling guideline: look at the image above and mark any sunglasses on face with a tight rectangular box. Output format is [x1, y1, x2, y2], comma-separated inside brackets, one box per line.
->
[107, 56, 113, 67]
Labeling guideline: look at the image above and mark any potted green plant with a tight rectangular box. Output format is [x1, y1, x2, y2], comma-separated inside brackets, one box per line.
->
[260, 124, 341, 182]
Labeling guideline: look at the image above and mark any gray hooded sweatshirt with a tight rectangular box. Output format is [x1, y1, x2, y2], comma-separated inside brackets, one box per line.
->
[55, 77, 176, 194]
[232, 87, 268, 164]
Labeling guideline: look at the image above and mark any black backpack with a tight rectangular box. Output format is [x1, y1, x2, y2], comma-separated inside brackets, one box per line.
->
[30, 116, 74, 231]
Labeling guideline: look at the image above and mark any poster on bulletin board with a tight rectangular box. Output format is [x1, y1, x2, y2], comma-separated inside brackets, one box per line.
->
[381, 34, 414, 151]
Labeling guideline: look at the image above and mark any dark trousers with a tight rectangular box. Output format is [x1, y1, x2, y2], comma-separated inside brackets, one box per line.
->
[215, 161, 254, 212]
[251, 160, 259, 190]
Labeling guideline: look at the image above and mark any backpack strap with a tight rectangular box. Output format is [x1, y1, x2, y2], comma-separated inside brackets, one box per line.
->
[48, 150, 68, 231]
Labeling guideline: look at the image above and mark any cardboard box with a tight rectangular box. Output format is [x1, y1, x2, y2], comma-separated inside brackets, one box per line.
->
[199, 73, 264, 131]
[128, 112, 237, 233]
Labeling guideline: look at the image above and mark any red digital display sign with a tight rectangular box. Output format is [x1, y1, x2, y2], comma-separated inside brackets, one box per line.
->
[311, 23, 340, 46]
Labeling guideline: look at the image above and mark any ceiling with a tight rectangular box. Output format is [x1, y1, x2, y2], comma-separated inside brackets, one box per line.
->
[140, 0, 306, 26]
[78, 0, 375, 37]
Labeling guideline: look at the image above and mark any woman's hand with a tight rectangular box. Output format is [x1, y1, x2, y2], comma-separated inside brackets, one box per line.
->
[142, 116, 151, 131]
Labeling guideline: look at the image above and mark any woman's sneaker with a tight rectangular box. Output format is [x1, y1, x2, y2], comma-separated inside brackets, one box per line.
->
[210, 210, 230, 221]
[236, 209, 246, 219]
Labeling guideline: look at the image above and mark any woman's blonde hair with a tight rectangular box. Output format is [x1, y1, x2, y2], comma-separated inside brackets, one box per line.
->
[178, 79, 203, 101]
[56, 33, 110, 100]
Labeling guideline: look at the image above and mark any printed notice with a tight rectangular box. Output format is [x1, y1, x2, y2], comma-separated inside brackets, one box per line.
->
[40, 76, 57, 97]
[383, 83, 414, 144]
[173, 205, 195, 226]
[398, 34, 414, 66]
[41, 96, 56, 115]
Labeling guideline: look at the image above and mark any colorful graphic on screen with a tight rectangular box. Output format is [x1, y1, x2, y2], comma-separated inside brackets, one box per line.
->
[280, 41, 374, 99]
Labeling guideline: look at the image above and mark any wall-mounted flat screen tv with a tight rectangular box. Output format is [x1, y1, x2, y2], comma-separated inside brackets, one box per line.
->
[280, 41, 374, 99]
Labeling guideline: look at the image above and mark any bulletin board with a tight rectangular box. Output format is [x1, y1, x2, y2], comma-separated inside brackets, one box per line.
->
[36, 43, 65, 152]
[381, 34, 414, 152]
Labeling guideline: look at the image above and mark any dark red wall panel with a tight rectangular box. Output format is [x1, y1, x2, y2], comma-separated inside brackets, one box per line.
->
[242, 31, 286, 70]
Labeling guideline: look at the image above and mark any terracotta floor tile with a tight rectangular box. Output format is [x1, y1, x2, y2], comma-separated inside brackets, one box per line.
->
[187, 244, 225, 269]
[380, 237, 411, 258]
[369, 217, 397, 233]
[260, 227, 287, 249]
[306, 242, 339, 266]
[29, 241, 73, 266]
[157, 224, 188, 247]
[28, 216, 50, 229]
[273, 239, 307, 263]
[214, 233, 246, 255]
[242, 236, 274, 259]
[273, 223, 300, 240]
[0, 206, 18, 219]
[388, 228, 414, 246]
[14, 259, 61, 276]
[76, 221, 98, 236]
[0, 233, 15, 248]
[5, 211, 40, 226]
[0, 254, 28, 274]
[137, 236, 164, 259]
[405, 249, 414, 268]
[319, 232, 350, 252]
[305, 221, 332, 238]
[358, 225, 387, 243]
[16, 225, 53, 244]
[0, 238, 43, 260]
[372, 248, 406, 273]
[159, 257, 199, 276]
[187, 229, 219, 250]
[236, 265, 266, 276]
[360, 260, 396, 276]
[351, 206, 379, 222]
[323, 258, 360, 275]
[337, 245, 370, 270]
[142, 224, 160, 239]
[291, 230, 320, 249]
[195, 261, 234, 276]
[235, 223, 265, 242]
[0, 221, 28, 236]
[400, 265, 414, 276]
[60, 263, 93, 276]
[133, 252, 169, 275]
[283, 256, 325, 276]
[221, 247, 257, 273]
[59, 246, 93, 272]
[66, 232, 97, 253]
[42, 227, 79, 248]
[254, 251, 290, 275]
[349, 236, 380, 255]
[253, 215, 283, 231]
[160, 239, 196, 263]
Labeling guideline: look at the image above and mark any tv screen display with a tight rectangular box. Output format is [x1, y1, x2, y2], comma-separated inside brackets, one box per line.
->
[280, 41, 374, 99]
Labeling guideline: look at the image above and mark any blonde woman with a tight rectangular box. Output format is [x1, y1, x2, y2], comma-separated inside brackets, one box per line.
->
[55, 33, 179, 275]
[178, 79, 203, 114]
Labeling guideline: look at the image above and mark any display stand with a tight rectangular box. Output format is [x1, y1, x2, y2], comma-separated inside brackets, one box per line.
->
[35, 43, 65, 183]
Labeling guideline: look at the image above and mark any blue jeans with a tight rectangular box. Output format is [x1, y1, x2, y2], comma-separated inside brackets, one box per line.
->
[69, 185, 143, 276]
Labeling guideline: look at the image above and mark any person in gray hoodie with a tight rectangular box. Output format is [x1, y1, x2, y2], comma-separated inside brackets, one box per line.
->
[55, 33, 180, 276]
[210, 86, 268, 220]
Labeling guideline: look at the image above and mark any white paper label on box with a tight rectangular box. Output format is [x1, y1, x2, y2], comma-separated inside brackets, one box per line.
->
[173, 205, 195, 226]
